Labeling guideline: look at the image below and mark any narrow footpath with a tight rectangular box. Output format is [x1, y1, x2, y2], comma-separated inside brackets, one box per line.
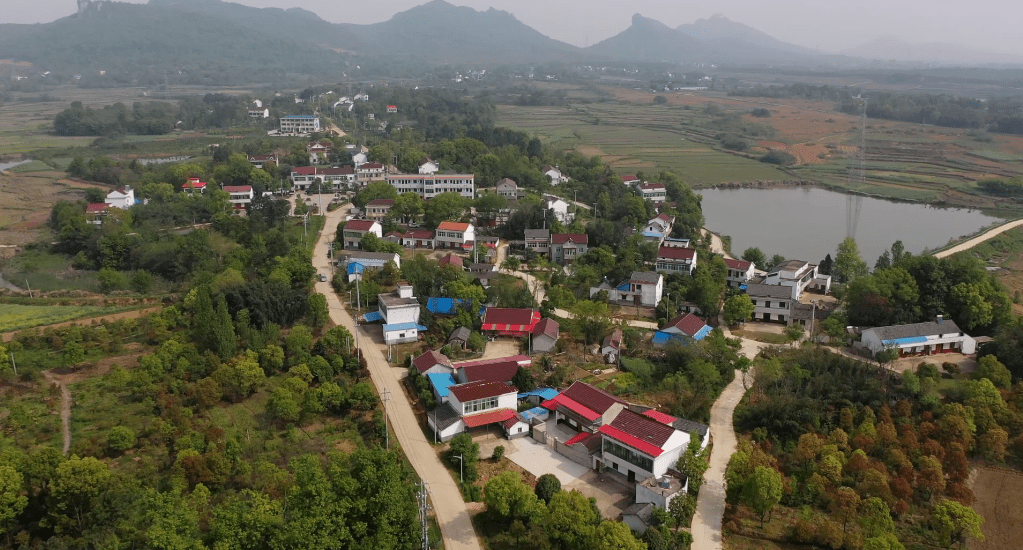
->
[310, 206, 482, 550]
[933, 218, 1023, 259]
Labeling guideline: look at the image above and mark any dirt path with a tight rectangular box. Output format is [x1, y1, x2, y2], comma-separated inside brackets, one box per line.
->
[41, 370, 72, 454]
[933, 218, 1023, 259]
[312, 205, 483, 550]
[2, 306, 161, 342]
[691, 328, 767, 550]
[702, 228, 734, 260]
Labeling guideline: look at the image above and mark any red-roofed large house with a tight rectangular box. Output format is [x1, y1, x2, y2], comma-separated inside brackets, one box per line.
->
[639, 183, 667, 204]
[183, 177, 208, 195]
[456, 360, 520, 385]
[541, 381, 628, 433]
[223, 185, 254, 206]
[427, 379, 521, 441]
[85, 203, 110, 224]
[598, 408, 692, 481]
[481, 308, 541, 337]
[724, 258, 755, 288]
[306, 140, 333, 161]
[342, 219, 382, 249]
[656, 246, 697, 275]
[550, 233, 588, 265]
[412, 350, 453, 375]
[399, 230, 435, 249]
[435, 221, 475, 250]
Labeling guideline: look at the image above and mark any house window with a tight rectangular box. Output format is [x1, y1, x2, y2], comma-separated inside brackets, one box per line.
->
[603, 439, 654, 473]
[764, 301, 771, 308]
[779, 302, 786, 308]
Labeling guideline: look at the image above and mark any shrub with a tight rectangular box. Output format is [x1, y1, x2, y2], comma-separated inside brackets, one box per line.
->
[492, 445, 505, 460]
[107, 426, 136, 453]
[760, 150, 797, 166]
[751, 108, 771, 117]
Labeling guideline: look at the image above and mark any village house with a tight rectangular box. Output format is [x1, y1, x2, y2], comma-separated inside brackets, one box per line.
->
[341, 219, 382, 249]
[601, 329, 623, 364]
[531, 318, 560, 354]
[428, 380, 523, 442]
[290, 166, 356, 191]
[620, 174, 641, 186]
[364, 198, 394, 222]
[468, 263, 498, 286]
[724, 258, 756, 288]
[386, 174, 475, 199]
[542, 165, 570, 185]
[656, 246, 697, 276]
[279, 115, 320, 135]
[448, 327, 471, 349]
[590, 272, 663, 308]
[223, 185, 254, 206]
[182, 177, 207, 195]
[246, 154, 278, 169]
[541, 381, 628, 433]
[861, 316, 976, 358]
[494, 178, 520, 199]
[412, 349, 454, 376]
[341, 251, 401, 282]
[763, 260, 832, 298]
[104, 186, 135, 209]
[248, 107, 270, 119]
[438, 253, 463, 268]
[418, 158, 439, 174]
[550, 233, 588, 265]
[356, 162, 386, 182]
[481, 308, 541, 337]
[85, 203, 110, 224]
[524, 228, 551, 255]
[306, 140, 333, 162]
[399, 230, 435, 250]
[744, 283, 794, 323]
[543, 194, 572, 224]
[639, 183, 667, 204]
[654, 313, 711, 346]
[363, 282, 425, 346]
[597, 408, 695, 482]
[435, 221, 475, 250]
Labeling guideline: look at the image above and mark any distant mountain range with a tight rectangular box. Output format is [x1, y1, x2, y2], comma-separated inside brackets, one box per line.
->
[841, 36, 1023, 66]
[0, 0, 1018, 82]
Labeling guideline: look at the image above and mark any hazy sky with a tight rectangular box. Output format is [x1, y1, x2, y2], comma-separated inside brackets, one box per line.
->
[4, 0, 1022, 54]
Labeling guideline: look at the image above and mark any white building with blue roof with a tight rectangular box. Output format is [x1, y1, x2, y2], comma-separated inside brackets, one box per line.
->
[861, 316, 975, 358]
[362, 282, 426, 345]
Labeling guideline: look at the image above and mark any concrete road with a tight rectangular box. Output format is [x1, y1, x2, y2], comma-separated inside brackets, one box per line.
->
[504, 437, 591, 486]
[310, 206, 482, 550]
[933, 218, 1023, 259]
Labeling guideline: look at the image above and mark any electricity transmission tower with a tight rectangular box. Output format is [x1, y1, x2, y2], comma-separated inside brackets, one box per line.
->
[846, 95, 867, 238]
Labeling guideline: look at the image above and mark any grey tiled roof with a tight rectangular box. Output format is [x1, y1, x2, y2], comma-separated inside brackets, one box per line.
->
[630, 271, 662, 284]
[869, 319, 964, 341]
[744, 283, 792, 300]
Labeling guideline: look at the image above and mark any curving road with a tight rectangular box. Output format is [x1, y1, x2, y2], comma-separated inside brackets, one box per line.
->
[932, 218, 1023, 259]
[310, 206, 482, 550]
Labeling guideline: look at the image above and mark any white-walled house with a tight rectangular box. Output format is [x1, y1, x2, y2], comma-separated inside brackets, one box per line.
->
[279, 115, 320, 134]
[656, 246, 697, 276]
[861, 316, 976, 358]
[428, 380, 520, 442]
[724, 258, 756, 288]
[745, 283, 794, 323]
[543, 165, 569, 185]
[104, 186, 135, 209]
[386, 174, 475, 199]
[223, 185, 254, 206]
[419, 158, 439, 174]
[543, 194, 572, 224]
[524, 228, 550, 255]
[290, 166, 356, 191]
[763, 260, 831, 298]
[590, 272, 663, 308]
[372, 282, 423, 345]
[341, 219, 382, 249]
[495, 178, 520, 199]
[435, 221, 475, 250]
[597, 408, 693, 481]
[639, 183, 667, 204]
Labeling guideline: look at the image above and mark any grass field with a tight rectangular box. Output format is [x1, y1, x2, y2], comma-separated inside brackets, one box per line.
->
[0, 303, 121, 332]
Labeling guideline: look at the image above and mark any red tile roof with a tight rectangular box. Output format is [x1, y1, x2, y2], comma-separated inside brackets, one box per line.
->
[360, 163, 384, 169]
[404, 230, 435, 239]
[345, 219, 378, 231]
[448, 380, 516, 403]
[658, 246, 696, 260]
[599, 424, 666, 457]
[452, 355, 530, 369]
[366, 198, 394, 206]
[664, 313, 708, 338]
[551, 233, 588, 245]
[620, 174, 639, 182]
[292, 166, 317, 175]
[601, 408, 678, 456]
[438, 253, 463, 267]
[602, 329, 622, 350]
[463, 408, 517, 428]
[655, 213, 673, 223]
[85, 203, 109, 213]
[317, 166, 354, 175]
[412, 350, 452, 374]
[561, 381, 627, 416]
[642, 409, 678, 425]
[459, 360, 520, 384]
[481, 308, 540, 332]
[541, 394, 600, 421]
[223, 185, 252, 193]
[565, 432, 595, 446]
[639, 183, 665, 190]
[438, 221, 471, 232]
[724, 258, 753, 271]
[533, 318, 559, 340]
[502, 415, 524, 430]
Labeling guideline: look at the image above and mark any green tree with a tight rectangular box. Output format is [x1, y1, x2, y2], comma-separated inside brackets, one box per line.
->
[390, 192, 424, 224]
[483, 471, 545, 523]
[0, 465, 27, 542]
[722, 294, 755, 326]
[544, 490, 599, 550]
[833, 237, 868, 283]
[743, 466, 783, 528]
[213, 294, 237, 360]
[62, 341, 85, 368]
[741, 247, 767, 268]
[972, 355, 1011, 389]
[783, 323, 805, 347]
[130, 269, 155, 293]
[48, 455, 112, 535]
[97, 267, 127, 293]
[106, 426, 136, 454]
[593, 520, 646, 550]
[534, 473, 562, 504]
[424, 192, 469, 228]
[864, 533, 906, 550]
[307, 293, 329, 329]
[572, 301, 614, 345]
[931, 500, 984, 549]
[448, 433, 480, 481]
[353, 180, 398, 208]
[668, 493, 697, 530]
[859, 497, 895, 538]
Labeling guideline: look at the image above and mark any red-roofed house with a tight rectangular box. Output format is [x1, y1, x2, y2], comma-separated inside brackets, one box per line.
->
[531, 318, 560, 354]
[436, 221, 475, 250]
[342, 219, 382, 249]
[639, 183, 667, 204]
[428, 379, 520, 441]
[306, 140, 333, 161]
[365, 198, 394, 222]
[438, 253, 463, 268]
[481, 308, 541, 337]
[661, 313, 712, 341]
[456, 360, 520, 385]
[550, 233, 588, 265]
[724, 258, 755, 288]
[656, 246, 697, 275]
[85, 203, 110, 224]
[412, 350, 453, 375]
[183, 177, 208, 195]
[387, 105, 398, 113]
[541, 380, 628, 433]
[601, 329, 623, 364]
[400, 230, 435, 249]
[598, 408, 692, 481]
[620, 174, 641, 186]
[223, 185, 254, 205]
[247, 154, 278, 169]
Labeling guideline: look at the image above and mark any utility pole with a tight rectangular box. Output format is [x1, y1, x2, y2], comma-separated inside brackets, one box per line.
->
[10, 351, 17, 375]
[452, 454, 464, 483]
[355, 276, 361, 311]
[381, 388, 391, 450]
[417, 481, 431, 550]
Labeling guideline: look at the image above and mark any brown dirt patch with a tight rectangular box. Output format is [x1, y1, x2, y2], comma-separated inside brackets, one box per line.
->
[971, 466, 1023, 550]
[787, 143, 830, 165]
[2, 306, 162, 342]
[758, 140, 787, 149]
[0, 172, 84, 245]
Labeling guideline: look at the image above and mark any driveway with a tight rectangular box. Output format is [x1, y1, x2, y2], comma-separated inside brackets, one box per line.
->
[566, 471, 634, 519]
[504, 437, 591, 486]
[481, 338, 522, 360]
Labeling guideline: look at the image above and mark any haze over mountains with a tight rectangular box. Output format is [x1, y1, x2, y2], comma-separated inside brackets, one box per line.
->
[1, 0, 1020, 80]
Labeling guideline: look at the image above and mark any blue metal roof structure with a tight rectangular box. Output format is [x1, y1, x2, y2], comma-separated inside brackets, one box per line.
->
[520, 406, 549, 420]
[653, 331, 688, 346]
[883, 336, 928, 346]
[427, 297, 463, 314]
[347, 262, 365, 275]
[362, 311, 383, 323]
[383, 322, 420, 332]
[427, 373, 458, 398]
[642, 231, 663, 238]
[692, 325, 712, 341]
[518, 388, 559, 401]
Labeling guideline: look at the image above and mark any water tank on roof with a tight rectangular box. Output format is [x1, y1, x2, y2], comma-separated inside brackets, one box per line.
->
[659, 477, 671, 489]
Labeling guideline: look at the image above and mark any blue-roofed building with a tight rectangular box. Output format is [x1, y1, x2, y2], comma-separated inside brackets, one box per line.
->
[427, 373, 458, 403]
[861, 316, 976, 358]
[589, 272, 663, 308]
[518, 388, 559, 405]
[655, 313, 712, 347]
[427, 297, 463, 315]
[519, 406, 550, 424]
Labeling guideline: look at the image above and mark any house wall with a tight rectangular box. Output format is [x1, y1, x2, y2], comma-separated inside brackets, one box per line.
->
[553, 438, 596, 468]
[381, 304, 420, 325]
[861, 330, 976, 356]
[506, 420, 529, 439]
[383, 326, 418, 345]
[640, 280, 663, 307]
[533, 334, 557, 353]
[430, 417, 466, 442]
[635, 481, 687, 510]
[749, 295, 792, 323]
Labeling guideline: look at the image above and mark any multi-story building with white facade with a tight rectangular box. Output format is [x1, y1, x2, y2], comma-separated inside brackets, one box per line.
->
[598, 408, 693, 482]
[524, 229, 550, 255]
[386, 174, 475, 199]
[105, 186, 135, 209]
[639, 183, 667, 204]
[745, 283, 794, 323]
[435, 221, 475, 250]
[763, 260, 832, 298]
[290, 166, 356, 191]
[279, 115, 320, 135]
[550, 233, 588, 265]
[364, 198, 394, 222]
[590, 272, 663, 308]
[223, 185, 254, 206]
[724, 258, 756, 288]
[543, 194, 572, 224]
[341, 219, 382, 249]
[656, 246, 697, 275]
[429, 380, 521, 442]
[356, 163, 386, 182]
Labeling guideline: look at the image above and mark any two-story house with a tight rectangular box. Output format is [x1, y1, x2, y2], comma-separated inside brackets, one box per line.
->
[105, 186, 135, 209]
[542, 165, 570, 185]
[643, 213, 674, 245]
[541, 381, 628, 433]
[182, 177, 207, 195]
[306, 141, 333, 162]
[223, 185, 254, 206]
[247, 154, 278, 169]
[550, 233, 588, 265]
[639, 183, 667, 204]
[724, 259, 756, 288]
[656, 246, 697, 276]
[590, 272, 663, 308]
[367, 282, 424, 346]
[419, 158, 439, 174]
[429, 380, 521, 442]
[524, 228, 550, 255]
[495, 178, 520, 199]
[290, 166, 356, 191]
[342, 219, 382, 249]
[543, 194, 572, 224]
[745, 283, 794, 323]
[598, 408, 694, 482]
[356, 163, 386, 182]
[365, 198, 394, 222]
[435, 221, 475, 250]
[763, 260, 832, 298]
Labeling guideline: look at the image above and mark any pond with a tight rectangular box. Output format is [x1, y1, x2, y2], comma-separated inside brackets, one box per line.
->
[699, 187, 1001, 267]
[0, 160, 32, 171]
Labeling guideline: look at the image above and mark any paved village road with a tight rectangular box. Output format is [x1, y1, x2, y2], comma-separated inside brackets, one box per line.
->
[933, 217, 1023, 259]
[690, 329, 767, 550]
[311, 207, 482, 550]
